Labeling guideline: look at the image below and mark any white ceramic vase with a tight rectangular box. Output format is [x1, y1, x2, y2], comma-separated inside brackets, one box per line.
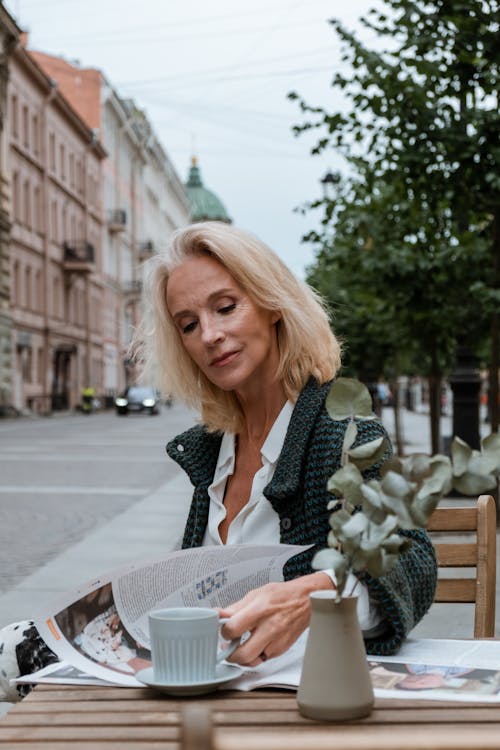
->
[297, 591, 374, 721]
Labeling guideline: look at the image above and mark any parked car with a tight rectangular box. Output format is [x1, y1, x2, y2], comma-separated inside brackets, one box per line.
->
[115, 386, 160, 416]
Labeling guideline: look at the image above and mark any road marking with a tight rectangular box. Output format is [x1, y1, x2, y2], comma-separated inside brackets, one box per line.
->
[0, 486, 147, 495]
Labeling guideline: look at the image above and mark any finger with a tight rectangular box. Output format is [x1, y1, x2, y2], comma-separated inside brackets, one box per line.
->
[225, 631, 271, 666]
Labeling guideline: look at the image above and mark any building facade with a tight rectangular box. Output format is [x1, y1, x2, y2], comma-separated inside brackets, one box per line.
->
[8, 42, 106, 412]
[0, 5, 19, 414]
[30, 52, 191, 399]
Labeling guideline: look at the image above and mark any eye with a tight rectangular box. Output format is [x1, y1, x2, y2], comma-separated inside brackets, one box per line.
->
[218, 303, 236, 315]
[181, 320, 197, 334]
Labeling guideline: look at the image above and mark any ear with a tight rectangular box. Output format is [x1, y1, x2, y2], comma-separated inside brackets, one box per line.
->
[270, 310, 281, 325]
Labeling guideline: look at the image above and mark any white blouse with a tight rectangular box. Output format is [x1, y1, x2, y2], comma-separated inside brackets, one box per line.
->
[202, 401, 383, 633]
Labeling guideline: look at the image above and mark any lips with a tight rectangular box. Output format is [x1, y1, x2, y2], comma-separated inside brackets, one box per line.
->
[210, 350, 240, 368]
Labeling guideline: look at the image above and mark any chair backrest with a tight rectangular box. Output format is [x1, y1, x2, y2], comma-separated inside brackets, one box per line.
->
[427, 494, 497, 638]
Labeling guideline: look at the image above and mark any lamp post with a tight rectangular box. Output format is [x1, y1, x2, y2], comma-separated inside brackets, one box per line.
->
[320, 170, 341, 200]
[448, 343, 482, 450]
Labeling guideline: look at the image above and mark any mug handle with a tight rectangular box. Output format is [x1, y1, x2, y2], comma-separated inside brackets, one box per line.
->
[217, 617, 243, 663]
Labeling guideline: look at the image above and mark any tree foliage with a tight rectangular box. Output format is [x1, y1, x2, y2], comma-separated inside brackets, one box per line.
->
[290, 0, 500, 444]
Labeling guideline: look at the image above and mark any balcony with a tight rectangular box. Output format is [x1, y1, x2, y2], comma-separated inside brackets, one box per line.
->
[138, 240, 155, 261]
[63, 241, 95, 273]
[108, 209, 127, 233]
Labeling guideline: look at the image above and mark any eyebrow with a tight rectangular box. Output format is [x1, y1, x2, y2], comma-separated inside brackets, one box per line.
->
[171, 287, 237, 320]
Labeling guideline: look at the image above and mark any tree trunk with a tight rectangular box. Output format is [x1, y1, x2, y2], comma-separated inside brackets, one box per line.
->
[390, 376, 404, 456]
[428, 343, 441, 455]
[490, 209, 500, 432]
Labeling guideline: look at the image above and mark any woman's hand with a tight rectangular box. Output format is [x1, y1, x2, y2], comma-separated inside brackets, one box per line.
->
[217, 572, 334, 667]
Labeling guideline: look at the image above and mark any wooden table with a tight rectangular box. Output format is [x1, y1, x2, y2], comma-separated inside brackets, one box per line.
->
[2, 683, 500, 750]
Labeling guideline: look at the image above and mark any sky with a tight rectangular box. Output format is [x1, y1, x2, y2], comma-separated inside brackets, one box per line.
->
[5, 0, 378, 278]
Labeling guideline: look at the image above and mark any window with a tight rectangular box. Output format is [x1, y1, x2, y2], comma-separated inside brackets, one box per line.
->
[69, 153, 75, 188]
[62, 206, 68, 240]
[23, 180, 31, 227]
[49, 133, 56, 171]
[35, 269, 42, 311]
[32, 114, 39, 156]
[53, 276, 61, 318]
[33, 186, 41, 232]
[12, 261, 19, 305]
[60, 144, 66, 180]
[37, 348, 44, 385]
[51, 200, 58, 242]
[10, 95, 18, 137]
[25, 266, 31, 309]
[12, 172, 20, 221]
[22, 105, 29, 148]
[22, 347, 33, 383]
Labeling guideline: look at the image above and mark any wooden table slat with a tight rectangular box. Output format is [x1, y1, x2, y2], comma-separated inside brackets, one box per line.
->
[4, 683, 500, 749]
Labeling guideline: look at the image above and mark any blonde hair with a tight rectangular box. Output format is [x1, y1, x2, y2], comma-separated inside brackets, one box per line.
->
[136, 222, 341, 433]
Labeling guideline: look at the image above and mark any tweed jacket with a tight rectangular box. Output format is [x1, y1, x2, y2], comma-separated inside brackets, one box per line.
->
[166, 377, 437, 655]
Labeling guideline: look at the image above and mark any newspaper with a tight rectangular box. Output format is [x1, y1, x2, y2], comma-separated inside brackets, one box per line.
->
[17, 635, 500, 703]
[16, 543, 500, 703]
[30, 544, 309, 687]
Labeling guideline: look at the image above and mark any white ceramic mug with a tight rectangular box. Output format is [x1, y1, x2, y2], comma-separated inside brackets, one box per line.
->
[148, 607, 241, 683]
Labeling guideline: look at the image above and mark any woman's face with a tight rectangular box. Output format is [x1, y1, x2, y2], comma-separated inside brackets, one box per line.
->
[166, 254, 281, 397]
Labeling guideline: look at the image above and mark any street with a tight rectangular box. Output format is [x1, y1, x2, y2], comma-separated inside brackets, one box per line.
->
[0, 402, 196, 624]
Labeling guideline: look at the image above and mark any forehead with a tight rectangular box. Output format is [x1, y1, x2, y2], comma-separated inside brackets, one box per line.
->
[166, 254, 241, 312]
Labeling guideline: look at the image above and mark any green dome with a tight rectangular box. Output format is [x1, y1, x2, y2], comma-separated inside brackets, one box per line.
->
[185, 158, 231, 224]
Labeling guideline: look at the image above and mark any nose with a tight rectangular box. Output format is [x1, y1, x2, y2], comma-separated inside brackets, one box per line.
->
[200, 314, 225, 346]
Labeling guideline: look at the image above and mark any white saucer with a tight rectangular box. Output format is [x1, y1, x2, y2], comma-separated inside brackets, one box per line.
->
[135, 663, 244, 696]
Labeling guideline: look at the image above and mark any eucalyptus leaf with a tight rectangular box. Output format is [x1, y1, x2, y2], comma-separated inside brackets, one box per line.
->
[451, 437, 472, 477]
[403, 454, 433, 482]
[410, 492, 441, 527]
[327, 463, 365, 506]
[341, 419, 359, 458]
[312, 547, 346, 571]
[341, 512, 369, 540]
[328, 508, 352, 532]
[361, 515, 398, 548]
[381, 470, 413, 499]
[466, 453, 496, 479]
[361, 491, 389, 524]
[453, 471, 497, 496]
[348, 436, 388, 471]
[326, 378, 373, 420]
[481, 434, 500, 474]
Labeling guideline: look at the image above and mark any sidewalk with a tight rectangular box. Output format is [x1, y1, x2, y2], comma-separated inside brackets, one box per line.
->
[382, 404, 491, 455]
[0, 468, 192, 626]
[0, 468, 193, 715]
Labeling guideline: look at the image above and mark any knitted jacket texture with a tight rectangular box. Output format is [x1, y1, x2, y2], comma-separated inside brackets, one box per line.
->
[166, 377, 437, 656]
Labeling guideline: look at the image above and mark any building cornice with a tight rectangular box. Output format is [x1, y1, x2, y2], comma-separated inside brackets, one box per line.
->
[13, 45, 107, 159]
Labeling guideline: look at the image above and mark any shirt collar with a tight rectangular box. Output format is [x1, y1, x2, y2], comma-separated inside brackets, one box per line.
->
[261, 400, 294, 465]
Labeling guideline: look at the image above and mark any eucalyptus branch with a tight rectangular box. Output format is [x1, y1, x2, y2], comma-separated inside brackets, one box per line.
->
[313, 378, 500, 600]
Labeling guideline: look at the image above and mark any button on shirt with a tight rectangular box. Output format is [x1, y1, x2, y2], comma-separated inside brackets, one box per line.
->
[202, 401, 383, 634]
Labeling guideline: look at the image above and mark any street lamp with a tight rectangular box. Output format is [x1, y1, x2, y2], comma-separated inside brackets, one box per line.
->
[320, 170, 341, 200]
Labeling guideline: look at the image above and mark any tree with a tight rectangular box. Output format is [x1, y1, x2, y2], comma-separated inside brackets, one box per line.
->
[290, 0, 500, 449]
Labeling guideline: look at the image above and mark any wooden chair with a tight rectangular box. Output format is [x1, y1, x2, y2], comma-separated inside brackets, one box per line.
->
[427, 494, 497, 638]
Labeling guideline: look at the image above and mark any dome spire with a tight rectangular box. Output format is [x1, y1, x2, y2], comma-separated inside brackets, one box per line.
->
[184, 156, 231, 224]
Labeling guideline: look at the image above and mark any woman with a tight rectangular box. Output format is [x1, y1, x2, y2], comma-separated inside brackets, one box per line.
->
[0, 222, 436, 698]
[141, 221, 436, 664]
